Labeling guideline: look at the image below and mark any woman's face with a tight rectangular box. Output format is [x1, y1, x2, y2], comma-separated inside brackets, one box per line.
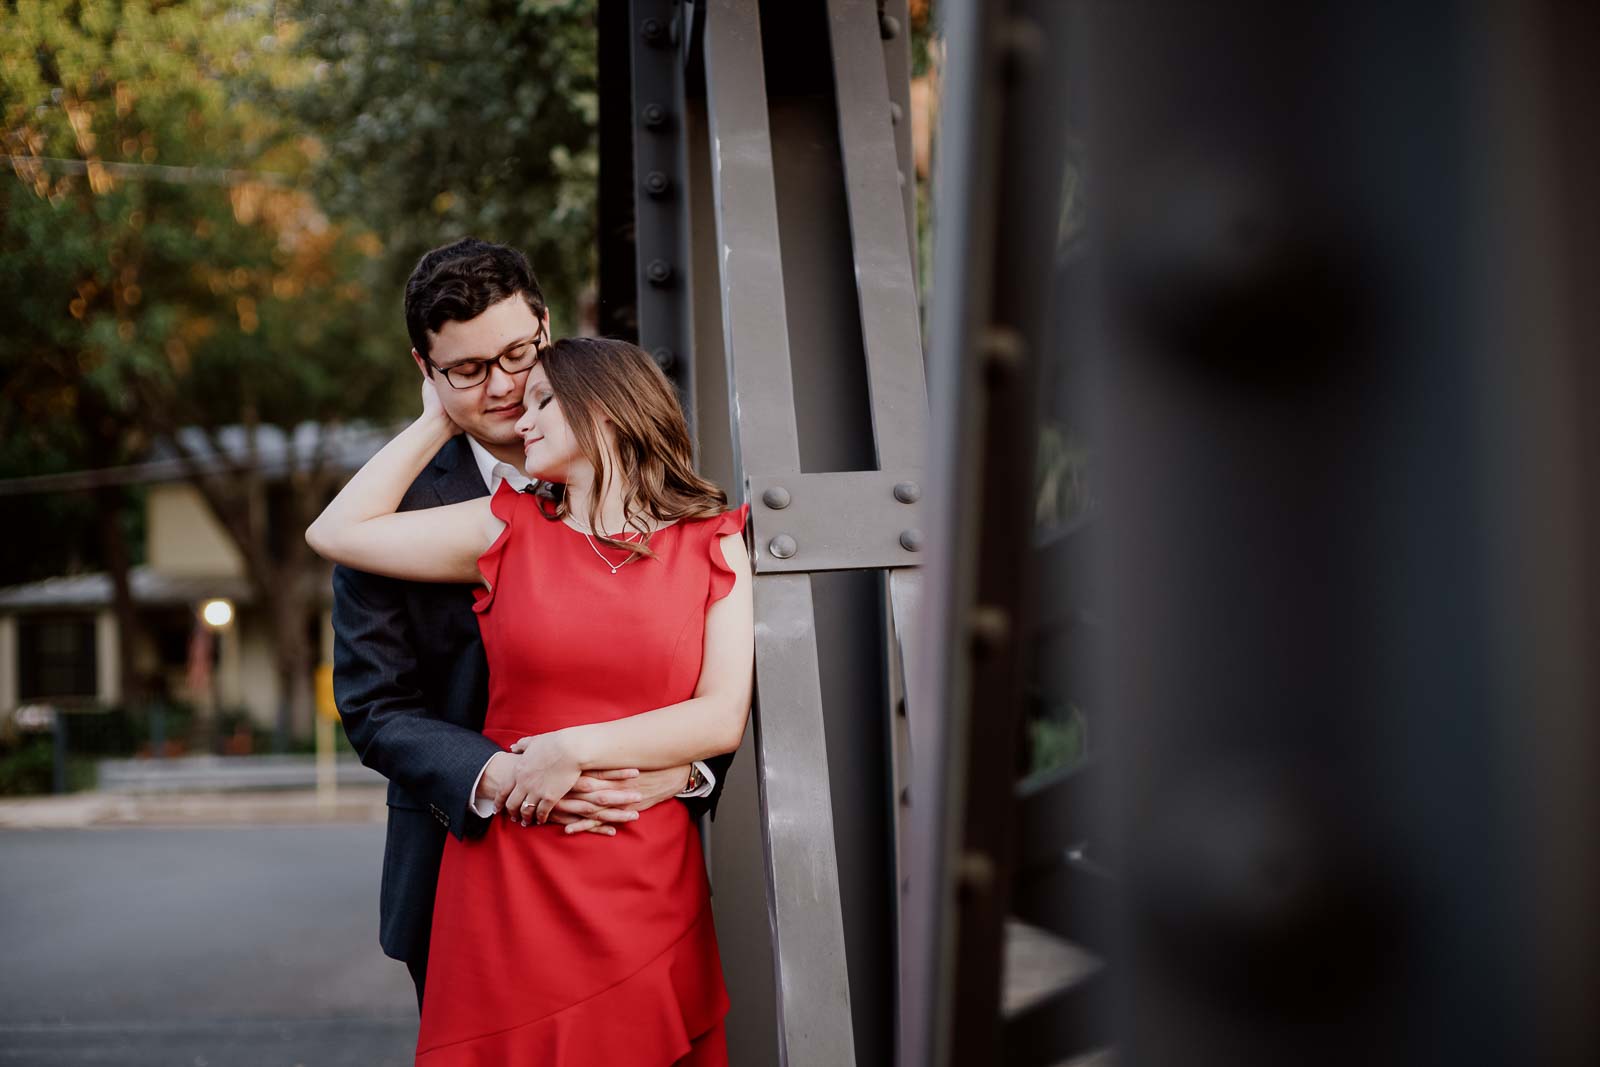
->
[514, 364, 585, 483]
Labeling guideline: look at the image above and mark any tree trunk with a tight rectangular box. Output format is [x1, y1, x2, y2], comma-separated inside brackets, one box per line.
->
[264, 574, 317, 750]
[165, 427, 332, 752]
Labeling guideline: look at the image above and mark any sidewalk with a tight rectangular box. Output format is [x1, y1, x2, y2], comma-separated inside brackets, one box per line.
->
[0, 753, 391, 830]
[0, 785, 388, 829]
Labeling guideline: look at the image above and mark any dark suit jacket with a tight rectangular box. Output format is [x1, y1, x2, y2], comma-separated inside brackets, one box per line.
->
[332, 435, 734, 966]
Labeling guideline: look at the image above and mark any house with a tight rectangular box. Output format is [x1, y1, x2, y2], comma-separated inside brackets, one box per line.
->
[0, 423, 387, 731]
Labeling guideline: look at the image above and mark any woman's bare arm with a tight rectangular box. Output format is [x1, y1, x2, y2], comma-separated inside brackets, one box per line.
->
[305, 385, 504, 584]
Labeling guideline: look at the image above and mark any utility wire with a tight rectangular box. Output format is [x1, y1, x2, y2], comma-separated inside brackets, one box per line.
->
[2, 155, 290, 187]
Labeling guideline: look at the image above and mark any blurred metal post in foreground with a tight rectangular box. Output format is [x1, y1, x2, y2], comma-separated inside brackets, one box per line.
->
[912, 1, 1599, 1065]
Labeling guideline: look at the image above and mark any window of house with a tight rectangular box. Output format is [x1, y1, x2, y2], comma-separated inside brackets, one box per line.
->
[18, 615, 98, 701]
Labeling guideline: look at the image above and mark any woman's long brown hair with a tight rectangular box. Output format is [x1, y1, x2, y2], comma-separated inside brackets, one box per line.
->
[534, 336, 729, 559]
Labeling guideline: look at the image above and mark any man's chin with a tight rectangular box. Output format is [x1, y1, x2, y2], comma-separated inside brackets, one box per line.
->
[457, 421, 522, 449]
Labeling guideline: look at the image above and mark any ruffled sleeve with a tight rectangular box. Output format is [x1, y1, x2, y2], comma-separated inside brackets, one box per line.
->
[472, 480, 523, 615]
[705, 503, 751, 607]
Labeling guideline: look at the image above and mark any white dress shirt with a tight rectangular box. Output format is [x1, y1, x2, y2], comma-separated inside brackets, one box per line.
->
[464, 438, 715, 816]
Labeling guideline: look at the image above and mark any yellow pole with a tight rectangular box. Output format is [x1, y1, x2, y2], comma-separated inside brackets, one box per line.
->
[315, 664, 338, 815]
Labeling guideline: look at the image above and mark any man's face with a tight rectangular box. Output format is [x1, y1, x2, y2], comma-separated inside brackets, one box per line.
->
[411, 294, 549, 452]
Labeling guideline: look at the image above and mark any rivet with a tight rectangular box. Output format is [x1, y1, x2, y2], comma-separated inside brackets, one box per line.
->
[646, 259, 672, 286]
[899, 528, 923, 552]
[970, 605, 1011, 650]
[982, 325, 1026, 376]
[769, 534, 798, 560]
[642, 103, 667, 130]
[761, 486, 791, 510]
[644, 170, 670, 198]
[997, 16, 1046, 79]
[652, 347, 676, 372]
[641, 17, 666, 45]
[957, 850, 995, 894]
[879, 12, 901, 40]
[893, 481, 921, 504]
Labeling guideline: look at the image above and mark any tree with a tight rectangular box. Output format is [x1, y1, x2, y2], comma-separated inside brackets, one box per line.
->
[1, 0, 410, 740]
[280, 0, 600, 330]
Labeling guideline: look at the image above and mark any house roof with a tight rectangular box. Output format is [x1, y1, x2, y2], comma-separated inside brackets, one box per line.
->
[0, 421, 394, 497]
[0, 566, 255, 612]
[148, 423, 395, 478]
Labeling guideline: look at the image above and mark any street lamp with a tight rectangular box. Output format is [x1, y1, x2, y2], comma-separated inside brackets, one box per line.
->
[201, 598, 234, 629]
[195, 598, 234, 752]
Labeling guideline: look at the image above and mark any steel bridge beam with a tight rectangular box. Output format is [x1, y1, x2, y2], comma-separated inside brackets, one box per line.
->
[602, 1, 929, 1062]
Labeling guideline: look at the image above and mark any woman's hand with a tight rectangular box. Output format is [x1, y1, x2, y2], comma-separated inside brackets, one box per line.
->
[547, 769, 648, 836]
[503, 732, 583, 827]
[420, 376, 462, 436]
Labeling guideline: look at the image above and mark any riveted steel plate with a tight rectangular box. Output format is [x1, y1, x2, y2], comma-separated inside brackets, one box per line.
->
[747, 470, 925, 573]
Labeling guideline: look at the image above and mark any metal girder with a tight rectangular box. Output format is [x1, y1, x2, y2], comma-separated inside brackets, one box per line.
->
[825, 0, 928, 471]
[1002, 969, 1113, 1067]
[748, 573, 857, 1062]
[906, 0, 1084, 1064]
[701, 3, 802, 481]
[629, 0, 695, 414]
[878, 0, 918, 269]
[702, 3, 855, 1064]
[821, 11, 931, 1049]
[748, 471, 923, 574]
[596, 0, 638, 340]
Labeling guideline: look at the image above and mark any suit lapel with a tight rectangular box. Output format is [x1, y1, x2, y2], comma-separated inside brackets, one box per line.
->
[428, 436, 491, 506]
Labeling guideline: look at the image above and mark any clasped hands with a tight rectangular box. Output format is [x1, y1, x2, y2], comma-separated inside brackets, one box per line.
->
[476, 733, 688, 837]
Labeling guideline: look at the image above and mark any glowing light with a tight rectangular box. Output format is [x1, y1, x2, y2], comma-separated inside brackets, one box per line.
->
[201, 599, 234, 628]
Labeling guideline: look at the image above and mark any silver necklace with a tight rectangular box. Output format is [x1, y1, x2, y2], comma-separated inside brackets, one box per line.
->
[570, 519, 644, 575]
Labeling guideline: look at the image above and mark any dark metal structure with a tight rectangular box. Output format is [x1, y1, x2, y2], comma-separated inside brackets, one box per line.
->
[605, 2, 1598, 1065]
[598, 2, 922, 1062]
[911, 2, 1600, 1067]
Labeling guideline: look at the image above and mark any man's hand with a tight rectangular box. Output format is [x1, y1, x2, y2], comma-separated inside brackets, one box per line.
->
[550, 765, 691, 836]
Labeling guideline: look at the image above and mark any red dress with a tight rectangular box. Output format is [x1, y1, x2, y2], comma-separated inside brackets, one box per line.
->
[414, 482, 748, 1066]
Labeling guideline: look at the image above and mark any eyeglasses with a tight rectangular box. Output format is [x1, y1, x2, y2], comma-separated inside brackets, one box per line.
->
[427, 328, 547, 389]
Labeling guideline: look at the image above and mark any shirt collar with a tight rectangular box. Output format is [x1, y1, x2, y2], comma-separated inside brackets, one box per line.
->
[465, 436, 533, 495]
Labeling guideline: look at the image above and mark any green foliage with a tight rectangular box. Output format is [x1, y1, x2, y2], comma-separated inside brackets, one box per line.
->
[0, 0, 418, 587]
[1034, 422, 1095, 531]
[280, 0, 600, 331]
[0, 734, 96, 795]
[1027, 701, 1088, 778]
[0, 736, 58, 795]
[2, 0, 406, 437]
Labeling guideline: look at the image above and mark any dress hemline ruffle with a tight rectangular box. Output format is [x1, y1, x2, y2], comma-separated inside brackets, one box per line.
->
[415, 901, 729, 1066]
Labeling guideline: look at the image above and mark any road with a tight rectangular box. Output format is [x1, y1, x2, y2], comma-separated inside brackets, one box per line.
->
[0, 823, 417, 1066]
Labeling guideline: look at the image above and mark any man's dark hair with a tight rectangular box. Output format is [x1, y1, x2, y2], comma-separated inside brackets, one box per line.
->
[403, 237, 547, 362]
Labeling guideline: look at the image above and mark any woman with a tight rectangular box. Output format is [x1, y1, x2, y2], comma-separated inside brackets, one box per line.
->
[306, 336, 751, 1065]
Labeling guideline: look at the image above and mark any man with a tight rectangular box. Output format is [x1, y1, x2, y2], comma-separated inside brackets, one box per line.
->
[332, 237, 733, 1007]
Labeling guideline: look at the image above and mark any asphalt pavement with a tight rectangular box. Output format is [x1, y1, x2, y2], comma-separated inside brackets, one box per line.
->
[0, 819, 418, 1066]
